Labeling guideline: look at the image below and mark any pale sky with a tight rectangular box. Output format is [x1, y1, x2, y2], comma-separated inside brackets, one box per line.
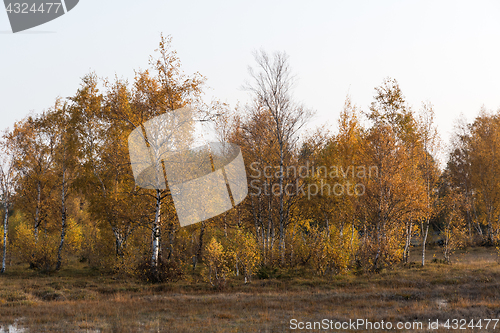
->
[1, 0, 500, 151]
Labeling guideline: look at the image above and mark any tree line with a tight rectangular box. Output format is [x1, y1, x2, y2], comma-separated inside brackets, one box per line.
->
[0, 35, 498, 285]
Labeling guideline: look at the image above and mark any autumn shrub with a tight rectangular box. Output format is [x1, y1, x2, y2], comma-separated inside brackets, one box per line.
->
[287, 221, 310, 267]
[12, 221, 58, 271]
[11, 217, 84, 271]
[135, 255, 184, 283]
[327, 223, 358, 273]
[105, 226, 185, 283]
[256, 265, 278, 279]
[307, 225, 331, 275]
[357, 225, 404, 272]
[80, 220, 115, 270]
[63, 217, 84, 255]
[286, 220, 359, 275]
[441, 217, 468, 264]
[224, 228, 261, 283]
[166, 226, 196, 274]
[202, 237, 232, 289]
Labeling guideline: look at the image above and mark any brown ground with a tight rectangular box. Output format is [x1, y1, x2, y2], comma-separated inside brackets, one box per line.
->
[0, 246, 499, 332]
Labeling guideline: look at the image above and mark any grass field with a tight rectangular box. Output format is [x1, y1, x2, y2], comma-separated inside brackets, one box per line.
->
[0, 246, 499, 332]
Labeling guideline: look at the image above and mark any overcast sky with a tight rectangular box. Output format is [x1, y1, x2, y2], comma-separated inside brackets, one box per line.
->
[1, 0, 500, 151]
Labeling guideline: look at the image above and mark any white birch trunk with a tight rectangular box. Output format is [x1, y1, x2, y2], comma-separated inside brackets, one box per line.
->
[151, 189, 161, 274]
[421, 220, 429, 266]
[56, 166, 67, 270]
[1, 203, 9, 273]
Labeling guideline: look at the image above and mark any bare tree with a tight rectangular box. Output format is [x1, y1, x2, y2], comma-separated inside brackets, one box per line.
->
[418, 103, 441, 266]
[245, 50, 313, 263]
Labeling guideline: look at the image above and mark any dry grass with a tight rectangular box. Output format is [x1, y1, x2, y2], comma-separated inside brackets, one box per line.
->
[0, 246, 499, 332]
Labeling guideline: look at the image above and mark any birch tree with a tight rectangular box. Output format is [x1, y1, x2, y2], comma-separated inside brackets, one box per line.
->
[0, 134, 17, 273]
[9, 110, 58, 260]
[72, 75, 146, 259]
[245, 50, 312, 264]
[417, 102, 441, 266]
[50, 103, 80, 270]
[446, 118, 477, 242]
[468, 111, 500, 244]
[362, 78, 428, 270]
